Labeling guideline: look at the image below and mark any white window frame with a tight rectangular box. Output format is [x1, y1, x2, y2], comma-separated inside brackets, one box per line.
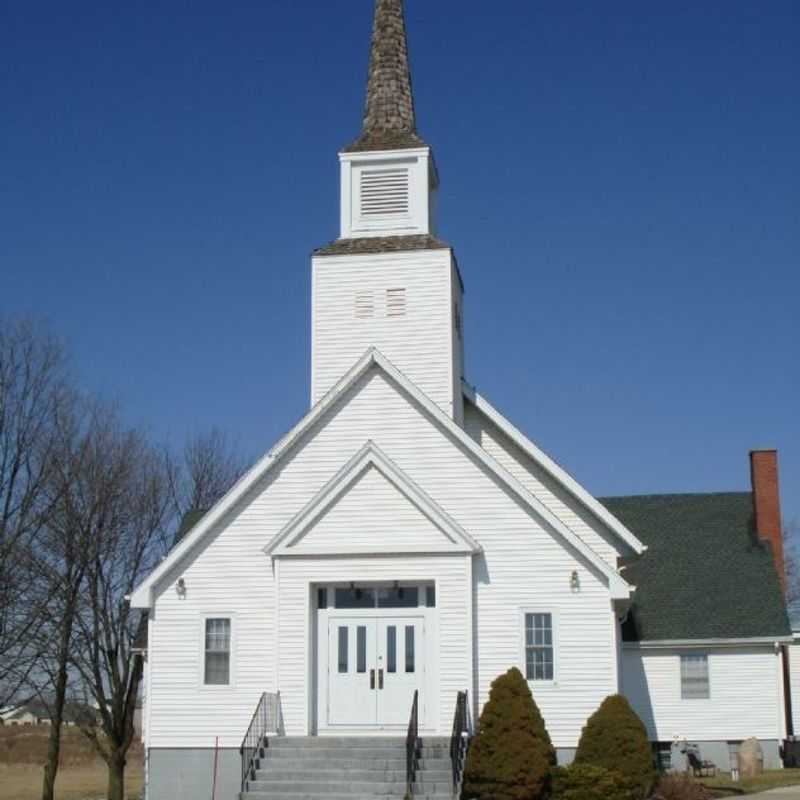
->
[680, 653, 710, 700]
[519, 609, 558, 685]
[198, 614, 237, 690]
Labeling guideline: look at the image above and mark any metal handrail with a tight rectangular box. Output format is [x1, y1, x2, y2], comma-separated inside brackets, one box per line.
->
[406, 689, 420, 797]
[240, 691, 282, 793]
[450, 690, 471, 794]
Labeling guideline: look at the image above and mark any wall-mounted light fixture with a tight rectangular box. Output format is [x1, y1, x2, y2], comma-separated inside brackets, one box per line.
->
[570, 570, 580, 593]
[176, 578, 187, 599]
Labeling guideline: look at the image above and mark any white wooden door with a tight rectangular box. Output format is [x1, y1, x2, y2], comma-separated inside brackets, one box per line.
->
[327, 616, 425, 727]
[376, 618, 425, 726]
[328, 618, 377, 726]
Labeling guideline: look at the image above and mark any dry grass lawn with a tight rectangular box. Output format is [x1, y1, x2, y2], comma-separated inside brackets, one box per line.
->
[699, 769, 800, 796]
[0, 725, 143, 800]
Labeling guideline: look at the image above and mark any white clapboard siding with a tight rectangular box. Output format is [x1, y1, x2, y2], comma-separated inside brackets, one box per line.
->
[288, 465, 458, 553]
[464, 400, 624, 569]
[789, 640, 800, 735]
[622, 647, 783, 741]
[147, 366, 621, 748]
[312, 250, 462, 420]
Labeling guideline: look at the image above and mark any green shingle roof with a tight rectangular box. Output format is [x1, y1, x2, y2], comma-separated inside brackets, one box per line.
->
[600, 493, 790, 642]
[172, 508, 208, 548]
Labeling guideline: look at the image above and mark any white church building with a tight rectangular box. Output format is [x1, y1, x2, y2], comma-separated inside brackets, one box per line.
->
[131, 2, 793, 799]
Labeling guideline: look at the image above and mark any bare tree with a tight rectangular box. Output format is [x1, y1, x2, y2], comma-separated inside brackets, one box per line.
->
[67, 409, 172, 800]
[0, 318, 69, 706]
[784, 519, 800, 613]
[32, 397, 102, 800]
[172, 427, 247, 516]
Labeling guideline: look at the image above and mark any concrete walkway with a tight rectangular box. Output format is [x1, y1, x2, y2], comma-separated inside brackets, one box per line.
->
[749, 788, 800, 799]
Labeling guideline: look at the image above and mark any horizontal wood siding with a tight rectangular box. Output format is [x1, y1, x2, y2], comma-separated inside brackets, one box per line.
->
[464, 400, 624, 568]
[312, 251, 456, 417]
[622, 647, 783, 741]
[789, 641, 800, 735]
[148, 367, 620, 747]
[290, 465, 456, 552]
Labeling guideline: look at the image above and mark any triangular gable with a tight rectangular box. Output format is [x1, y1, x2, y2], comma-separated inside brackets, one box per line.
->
[266, 441, 480, 557]
[462, 383, 646, 557]
[131, 347, 632, 608]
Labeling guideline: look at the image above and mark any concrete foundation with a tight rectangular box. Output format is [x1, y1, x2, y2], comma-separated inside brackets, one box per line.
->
[147, 748, 240, 800]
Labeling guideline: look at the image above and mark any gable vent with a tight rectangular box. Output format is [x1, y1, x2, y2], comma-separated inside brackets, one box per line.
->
[386, 288, 407, 317]
[354, 291, 375, 319]
[360, 168, 410, 217]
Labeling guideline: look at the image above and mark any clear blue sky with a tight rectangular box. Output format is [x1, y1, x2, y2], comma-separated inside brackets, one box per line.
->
[2, 1, 798, 526]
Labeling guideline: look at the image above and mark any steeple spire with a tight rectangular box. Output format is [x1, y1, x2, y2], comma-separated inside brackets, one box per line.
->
[345, 0, 427, 152]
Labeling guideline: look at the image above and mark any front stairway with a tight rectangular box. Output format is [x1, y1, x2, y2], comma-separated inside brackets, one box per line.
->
[241, 736, 453, 800]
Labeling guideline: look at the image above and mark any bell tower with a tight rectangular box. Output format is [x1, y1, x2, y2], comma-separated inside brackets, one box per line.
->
[311, 0, 465, 422]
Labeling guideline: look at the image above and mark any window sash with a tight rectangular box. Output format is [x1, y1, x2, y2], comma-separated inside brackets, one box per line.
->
[204, 618, 231, 685]
[524, 613, 554, 681]
[680, 654, 709, 699]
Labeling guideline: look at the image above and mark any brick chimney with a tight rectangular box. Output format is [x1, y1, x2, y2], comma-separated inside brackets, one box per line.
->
[750, 449, 785, 592]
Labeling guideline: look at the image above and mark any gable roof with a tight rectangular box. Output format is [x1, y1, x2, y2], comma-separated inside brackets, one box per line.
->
[600, 492, 791, 643]
[463, 384, 646, 557]
[266, 441, 481, 557]
[131, 348, 632, 608]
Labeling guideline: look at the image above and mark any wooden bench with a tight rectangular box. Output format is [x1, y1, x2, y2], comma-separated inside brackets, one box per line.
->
[687, 750, 716, 777]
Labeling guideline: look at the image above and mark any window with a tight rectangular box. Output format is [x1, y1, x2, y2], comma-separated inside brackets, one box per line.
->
[338, 626, 348, 673]
[524, 613, 554, 681]
[377, 586, 418, 608]
[204, 618, 231, 685]
[653, 742, 672, 772]
[405, 626, 415, 673]
[680, 654, 710, 699]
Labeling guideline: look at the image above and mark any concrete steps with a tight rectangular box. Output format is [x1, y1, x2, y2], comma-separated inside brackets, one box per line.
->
[241, 736, 452, 800]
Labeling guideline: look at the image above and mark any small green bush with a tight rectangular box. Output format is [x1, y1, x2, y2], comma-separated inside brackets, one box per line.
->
[551, 763, 630, 800]
[574, 695, 655, 800]
[462, 667, 555, 800]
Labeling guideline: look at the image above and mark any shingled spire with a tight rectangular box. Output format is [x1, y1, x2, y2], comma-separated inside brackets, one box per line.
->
[344, 0, 427, 152]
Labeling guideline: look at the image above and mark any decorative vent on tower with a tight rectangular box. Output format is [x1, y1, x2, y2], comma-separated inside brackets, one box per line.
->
[386, 288, 407, 317]
[354, 291, 375, 319]
[360, 168, 410, 217]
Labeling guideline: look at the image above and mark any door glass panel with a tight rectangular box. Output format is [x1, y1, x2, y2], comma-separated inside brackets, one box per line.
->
[377, 586, 419, 608]
[338, 626, 348, 673]
[335, 587, 376, 608]
[387, 626, 397, 673]
[357, 626, 367, 673]
[405, 625, 415, 673]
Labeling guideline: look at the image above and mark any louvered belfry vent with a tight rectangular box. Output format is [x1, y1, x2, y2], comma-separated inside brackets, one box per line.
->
[360, 168, 410, 217]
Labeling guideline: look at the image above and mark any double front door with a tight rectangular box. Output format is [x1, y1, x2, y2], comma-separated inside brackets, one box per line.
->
[327, 616, 424, 727]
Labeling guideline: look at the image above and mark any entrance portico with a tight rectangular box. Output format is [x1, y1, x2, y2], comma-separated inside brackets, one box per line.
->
[315, 583, 435, 732]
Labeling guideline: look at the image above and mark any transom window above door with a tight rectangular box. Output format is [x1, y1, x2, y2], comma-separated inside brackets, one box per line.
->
[317, 583, 435, 610]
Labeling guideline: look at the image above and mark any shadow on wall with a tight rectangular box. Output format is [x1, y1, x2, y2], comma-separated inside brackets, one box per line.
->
[620, 651, 657, 738]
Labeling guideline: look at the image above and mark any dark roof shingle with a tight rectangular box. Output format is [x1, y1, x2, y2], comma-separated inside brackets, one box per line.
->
[314, 234, 450, 257]
[344, 0, 427, 153]
[600, 492, 790, 642]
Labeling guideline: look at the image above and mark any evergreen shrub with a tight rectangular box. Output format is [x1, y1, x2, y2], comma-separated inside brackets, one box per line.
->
[462, 667, 555, 800]
[574, 694, 655, 800]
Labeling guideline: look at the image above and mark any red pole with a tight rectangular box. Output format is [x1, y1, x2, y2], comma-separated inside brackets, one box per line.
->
[211, 736, 219, 800]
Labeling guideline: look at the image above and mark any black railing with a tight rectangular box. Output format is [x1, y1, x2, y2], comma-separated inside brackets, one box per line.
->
[450, 690, 471, 793]
[240, 692, 282, 793]
[406, 689, 420, 797]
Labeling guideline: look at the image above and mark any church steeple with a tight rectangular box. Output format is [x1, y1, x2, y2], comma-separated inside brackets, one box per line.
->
[311, 1, 464, 424]
[335, 0, 437, 241]
[345, 0, 426, 153]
